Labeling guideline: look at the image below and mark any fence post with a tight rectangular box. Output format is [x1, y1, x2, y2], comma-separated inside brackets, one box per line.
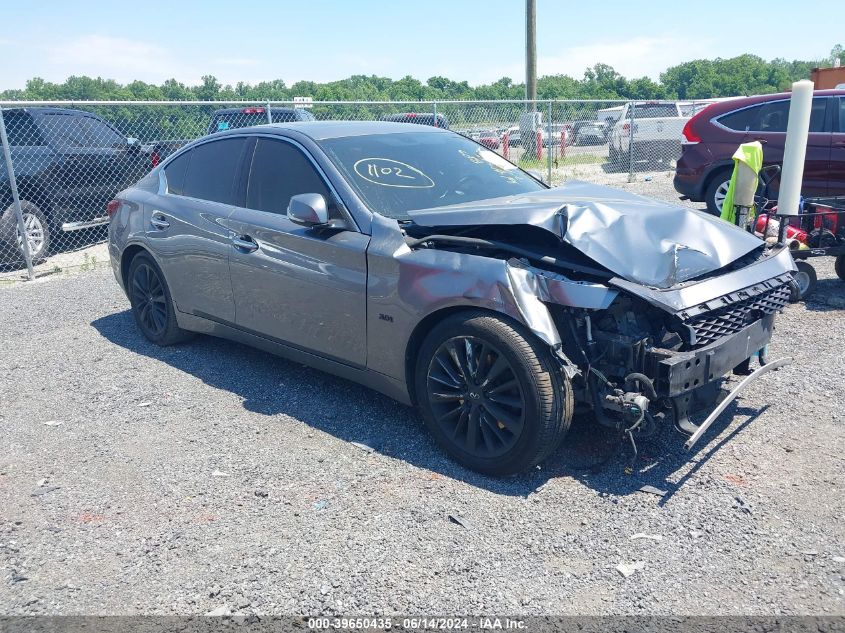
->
[627, 101, 636, 183]
[266, 101, 273, 124]
[546, 100, 553, 184]
[0, 107, 35, 280]
[432, 101, 437, 127]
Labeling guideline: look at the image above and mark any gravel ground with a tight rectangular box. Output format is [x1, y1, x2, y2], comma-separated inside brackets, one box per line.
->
[2, 200, 844, 617]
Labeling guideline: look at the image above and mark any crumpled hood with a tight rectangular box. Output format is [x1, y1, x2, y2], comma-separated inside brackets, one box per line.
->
[407, 180, 764, 288]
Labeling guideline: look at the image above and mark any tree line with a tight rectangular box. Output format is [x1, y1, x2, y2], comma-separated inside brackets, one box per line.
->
[1, 48, 842, 103]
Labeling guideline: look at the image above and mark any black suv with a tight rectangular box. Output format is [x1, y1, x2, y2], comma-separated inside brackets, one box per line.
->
[207, 107, 316, 134]
[1, 107, 152, 263]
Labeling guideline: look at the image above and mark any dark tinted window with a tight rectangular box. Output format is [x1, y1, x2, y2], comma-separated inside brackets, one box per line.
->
[182, 138, 247, 204]
[246, 139, 331, 215]
[719, 98, 827, 133]
[838, 97, 845, 132]
[164, 151, 191, 196]
[4, 112, 45, 146]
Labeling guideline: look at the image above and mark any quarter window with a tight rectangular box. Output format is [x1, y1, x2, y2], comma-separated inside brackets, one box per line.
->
[164, 152, 191, 196]
[181, 138, 248, 204]
[246, 139, 332, 215]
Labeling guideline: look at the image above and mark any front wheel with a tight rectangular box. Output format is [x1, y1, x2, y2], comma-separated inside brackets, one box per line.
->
[415, 311, 573, 476]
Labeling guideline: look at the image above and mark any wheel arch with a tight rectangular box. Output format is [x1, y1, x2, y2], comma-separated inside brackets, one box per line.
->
[120, 243, 152, 291]
[403, 304, 532, 406]
[1, 176, 55, 221]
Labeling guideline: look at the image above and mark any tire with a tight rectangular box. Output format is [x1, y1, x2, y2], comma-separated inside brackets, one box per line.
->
[5, 200, 51, 264]
[704, 170, 732, 216]
[835, 254, 845, 282]
[790, 260, 817, 302]
[414, 311, 573, 476]
[127, 252, 191, 346]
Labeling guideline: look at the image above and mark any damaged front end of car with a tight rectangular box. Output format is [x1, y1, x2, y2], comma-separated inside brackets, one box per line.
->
[400, 182, 796, 452]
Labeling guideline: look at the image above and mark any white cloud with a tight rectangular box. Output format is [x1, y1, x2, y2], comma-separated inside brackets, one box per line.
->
[540, 36, 715, 80]
[468, 35, 717, 86]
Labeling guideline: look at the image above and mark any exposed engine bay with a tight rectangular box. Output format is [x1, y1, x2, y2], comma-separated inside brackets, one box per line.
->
[399, 183, 797, 451]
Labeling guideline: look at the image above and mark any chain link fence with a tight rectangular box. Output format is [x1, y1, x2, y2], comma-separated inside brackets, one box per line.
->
[0, 98, 717, 281]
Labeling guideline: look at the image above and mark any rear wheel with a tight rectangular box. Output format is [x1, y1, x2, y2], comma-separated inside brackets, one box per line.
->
[705, 170, 732, 216]
[127, 252, 191, 345]
[415, 311, 573, 476]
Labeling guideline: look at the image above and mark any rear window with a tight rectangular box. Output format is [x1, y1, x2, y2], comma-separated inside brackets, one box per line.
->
[629, 104, 680, 119]
[180, 138, 248, 204]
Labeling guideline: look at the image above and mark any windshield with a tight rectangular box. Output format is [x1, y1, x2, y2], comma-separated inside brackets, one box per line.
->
[319, 132, 545, 219]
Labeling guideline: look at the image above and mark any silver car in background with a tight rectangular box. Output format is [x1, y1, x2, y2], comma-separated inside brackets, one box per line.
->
[108, 121, 795, 475]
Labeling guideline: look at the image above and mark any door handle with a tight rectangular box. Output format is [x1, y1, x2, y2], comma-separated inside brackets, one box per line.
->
[150, 214, 170, 230]
[752, 138, 768, 144]
[232, 235, 259, 253]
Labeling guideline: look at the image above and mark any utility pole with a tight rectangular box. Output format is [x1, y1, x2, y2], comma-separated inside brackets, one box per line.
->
[525, 0, 537, 110]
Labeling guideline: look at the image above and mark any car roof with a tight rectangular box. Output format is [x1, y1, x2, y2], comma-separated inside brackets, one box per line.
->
[212, 120, 450, 140]
[706, 88, 845, 112]
[0, 106, 97, 116]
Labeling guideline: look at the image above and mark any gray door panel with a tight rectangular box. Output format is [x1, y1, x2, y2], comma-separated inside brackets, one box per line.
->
[227, 207, 369, 366]
[145, 195, 236, 322]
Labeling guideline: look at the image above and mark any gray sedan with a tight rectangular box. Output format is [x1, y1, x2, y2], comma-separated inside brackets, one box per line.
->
[108, 121, 795, 475]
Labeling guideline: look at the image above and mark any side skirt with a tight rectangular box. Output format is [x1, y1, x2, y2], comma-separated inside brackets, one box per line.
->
[175, 310, 413, 406]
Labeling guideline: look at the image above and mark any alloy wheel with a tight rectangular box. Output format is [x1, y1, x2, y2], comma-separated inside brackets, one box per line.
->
[15, 212, 45, 258]
[714, 180, 730, 212]
[426, 336, 525, 458]
[794, 270, 811, 296]
[130, 263, 168, 337]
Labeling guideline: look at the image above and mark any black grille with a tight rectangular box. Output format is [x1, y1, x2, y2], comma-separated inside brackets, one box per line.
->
[684, 283, 791, 347]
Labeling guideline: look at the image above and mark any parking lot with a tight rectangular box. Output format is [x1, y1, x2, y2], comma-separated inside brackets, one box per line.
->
[2, 196, 844, 615]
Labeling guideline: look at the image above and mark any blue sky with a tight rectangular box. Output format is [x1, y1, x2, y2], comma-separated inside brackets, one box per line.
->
[0, 0, 840, 89]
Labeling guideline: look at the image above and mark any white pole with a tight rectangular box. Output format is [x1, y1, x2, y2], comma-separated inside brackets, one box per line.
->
[777, 80, 814, 216]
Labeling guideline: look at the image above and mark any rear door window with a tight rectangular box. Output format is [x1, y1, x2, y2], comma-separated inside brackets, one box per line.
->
[40, 114, 89, 147]
[245, 138, 332, 215]
[181, 138, 248, 204]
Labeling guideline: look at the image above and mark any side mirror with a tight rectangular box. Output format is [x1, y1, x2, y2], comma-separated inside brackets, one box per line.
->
[288, 193, 329, 227]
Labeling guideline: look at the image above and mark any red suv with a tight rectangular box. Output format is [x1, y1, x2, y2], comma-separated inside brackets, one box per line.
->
[674, 89, 845, 215]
